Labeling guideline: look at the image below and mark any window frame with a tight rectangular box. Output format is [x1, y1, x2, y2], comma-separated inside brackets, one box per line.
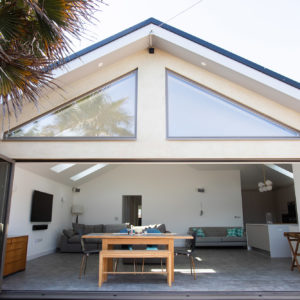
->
[3, 69, 138, 141]
[165, 69, 300, 140]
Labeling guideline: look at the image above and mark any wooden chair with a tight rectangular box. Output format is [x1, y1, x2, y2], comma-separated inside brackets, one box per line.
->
[79, 237, 99, 278]
[174, 231, 197, 279]
[284, 232, 300, 271]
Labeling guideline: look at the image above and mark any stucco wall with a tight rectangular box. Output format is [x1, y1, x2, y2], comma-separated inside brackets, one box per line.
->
[0, 49, 300, 159]
[0, 49, 300, 160]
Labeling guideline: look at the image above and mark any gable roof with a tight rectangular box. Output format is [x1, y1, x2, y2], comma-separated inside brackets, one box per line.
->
[52, 18, 300, 112]
[59, 17, 300, 90]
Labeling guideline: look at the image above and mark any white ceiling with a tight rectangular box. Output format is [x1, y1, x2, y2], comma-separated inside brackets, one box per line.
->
[17, 162, 294, 190]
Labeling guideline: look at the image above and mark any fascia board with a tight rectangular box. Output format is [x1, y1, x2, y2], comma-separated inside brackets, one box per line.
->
[52, 24, 154, 78]
[151, 26, 300, 101]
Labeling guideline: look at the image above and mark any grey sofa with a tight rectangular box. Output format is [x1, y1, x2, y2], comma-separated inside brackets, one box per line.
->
[188, 227, 247, 247]
[59, 223, 169, 253]
[59, 223, 127, 252]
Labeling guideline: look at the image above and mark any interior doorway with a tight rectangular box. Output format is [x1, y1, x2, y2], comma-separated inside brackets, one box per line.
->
[122, 195, 142, 226]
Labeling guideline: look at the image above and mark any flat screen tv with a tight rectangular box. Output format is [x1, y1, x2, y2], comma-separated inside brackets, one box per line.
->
[30, 190, 53, 222]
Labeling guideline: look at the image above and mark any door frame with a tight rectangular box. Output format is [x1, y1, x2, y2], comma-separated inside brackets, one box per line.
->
[0, 154, 15, 290]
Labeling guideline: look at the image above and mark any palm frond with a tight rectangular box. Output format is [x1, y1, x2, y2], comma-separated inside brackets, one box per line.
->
[0, 0, 106, 126]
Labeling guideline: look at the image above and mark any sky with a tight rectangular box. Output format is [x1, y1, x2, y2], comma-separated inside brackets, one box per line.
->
[72, 0, 300, 83]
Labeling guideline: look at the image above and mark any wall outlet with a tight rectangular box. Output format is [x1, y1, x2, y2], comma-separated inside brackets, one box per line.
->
[35, 238, 43, 243]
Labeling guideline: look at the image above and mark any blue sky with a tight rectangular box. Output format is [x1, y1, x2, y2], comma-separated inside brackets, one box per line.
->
[72, 0, 300, 82]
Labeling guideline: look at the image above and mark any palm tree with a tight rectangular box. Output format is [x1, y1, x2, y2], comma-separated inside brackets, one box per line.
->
[0, 0, 105, 122]
[7, 91, 134, 138]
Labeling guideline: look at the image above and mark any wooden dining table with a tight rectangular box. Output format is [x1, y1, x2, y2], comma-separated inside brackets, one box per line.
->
[82, 232, 193, 283]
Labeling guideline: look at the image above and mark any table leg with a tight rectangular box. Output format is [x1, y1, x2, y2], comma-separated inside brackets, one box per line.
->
[167, 255, 172, 287]
[168, 239, 175, 282]
[99, 252, 103, 287]
[102, 240, 108, 282]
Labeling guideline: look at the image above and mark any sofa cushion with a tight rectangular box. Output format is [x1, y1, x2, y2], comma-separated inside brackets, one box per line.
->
[93, 224, 104, 233]
[196, 236, 223, 243]
[196, 228, 205, 237]
[68, 235, 81, 244]
[203, 227, 227, 237]
[84, 225, 95, 234]
[156, 224, 166, 233]
[63, 229, 75, 239]
[227, 228, 237, 237]
[104, 224, 127, 233]
[222, 236, 246, 242]
[72, 223, 85, 235]
[235, 227, 244, 237]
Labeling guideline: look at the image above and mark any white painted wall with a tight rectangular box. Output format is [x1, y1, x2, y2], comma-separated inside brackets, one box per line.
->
[292, 164, 300, 230]
[8, 166, 73, 260]
[74, 164, 243, 245]
[1, 49, 300, 160]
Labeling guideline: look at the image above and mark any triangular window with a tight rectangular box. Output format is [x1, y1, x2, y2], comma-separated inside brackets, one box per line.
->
[166, 71, 299, 138]
[5, 71, 137, 139]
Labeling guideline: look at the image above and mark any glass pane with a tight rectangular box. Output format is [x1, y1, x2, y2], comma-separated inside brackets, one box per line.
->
[0, 160, 12, 289]
[167, 71, 299, 138]
[6, 71, 137, 138]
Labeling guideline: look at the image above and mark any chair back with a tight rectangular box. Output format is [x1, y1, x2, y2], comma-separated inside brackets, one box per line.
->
[190, 231, 197, 252]
[80, 238, 86, 252]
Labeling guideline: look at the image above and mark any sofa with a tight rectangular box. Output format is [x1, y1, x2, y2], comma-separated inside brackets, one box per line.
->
[59, 223, 169, 253]
[59, 223, 127, 252]
[188, 227, 247, 247]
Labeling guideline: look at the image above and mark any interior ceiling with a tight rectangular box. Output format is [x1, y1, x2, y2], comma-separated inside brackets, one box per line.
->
[17, 163, 294, 191]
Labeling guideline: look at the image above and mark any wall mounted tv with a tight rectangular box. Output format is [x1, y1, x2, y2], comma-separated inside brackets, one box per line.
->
[30, 190, 53, 222]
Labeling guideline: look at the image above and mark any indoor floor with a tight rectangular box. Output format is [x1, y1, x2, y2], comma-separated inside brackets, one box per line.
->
[2, 248, 300, 292]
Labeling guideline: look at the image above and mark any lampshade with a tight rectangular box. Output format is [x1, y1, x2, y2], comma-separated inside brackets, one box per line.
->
[71, 205, 84, 215]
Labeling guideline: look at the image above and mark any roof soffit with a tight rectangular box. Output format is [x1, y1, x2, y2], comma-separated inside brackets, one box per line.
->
[51, 20, 300, 112]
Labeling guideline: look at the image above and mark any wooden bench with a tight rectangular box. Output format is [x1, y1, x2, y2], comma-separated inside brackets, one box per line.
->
[99, 250, 172, 287]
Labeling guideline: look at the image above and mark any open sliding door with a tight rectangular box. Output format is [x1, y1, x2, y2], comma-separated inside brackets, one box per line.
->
[0, 155, 14, 290]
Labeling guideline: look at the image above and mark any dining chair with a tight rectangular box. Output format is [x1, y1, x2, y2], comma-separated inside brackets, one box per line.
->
[142, 228, 163, 272]
[79, 237, 99, 279]
[174, 231, 197, 279]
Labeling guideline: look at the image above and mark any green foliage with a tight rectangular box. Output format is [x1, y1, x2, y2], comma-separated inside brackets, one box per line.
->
[0, 0, 104, 122]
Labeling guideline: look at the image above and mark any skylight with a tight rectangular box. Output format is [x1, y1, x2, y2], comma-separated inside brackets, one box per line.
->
[265, 164, 294, 179]
[70, 164, 108, 181]
[50, 163, 76, 173]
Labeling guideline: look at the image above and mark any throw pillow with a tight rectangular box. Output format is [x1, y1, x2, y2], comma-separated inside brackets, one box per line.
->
[235, 227, 244, 237]
[72, 223, 85, 235]
[227, 228, 237, 237]
[196, 228, 205, 237]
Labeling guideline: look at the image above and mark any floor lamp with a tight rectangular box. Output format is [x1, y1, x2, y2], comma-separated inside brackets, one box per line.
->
[71, 205, 84, 224]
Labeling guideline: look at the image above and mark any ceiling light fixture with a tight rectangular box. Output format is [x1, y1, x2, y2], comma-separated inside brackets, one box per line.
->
[201, 62, 207, 66]
[258, 166, 273, 192]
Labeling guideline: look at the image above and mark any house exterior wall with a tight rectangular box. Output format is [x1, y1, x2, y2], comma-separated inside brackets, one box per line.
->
[1, 49, 300, 160]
